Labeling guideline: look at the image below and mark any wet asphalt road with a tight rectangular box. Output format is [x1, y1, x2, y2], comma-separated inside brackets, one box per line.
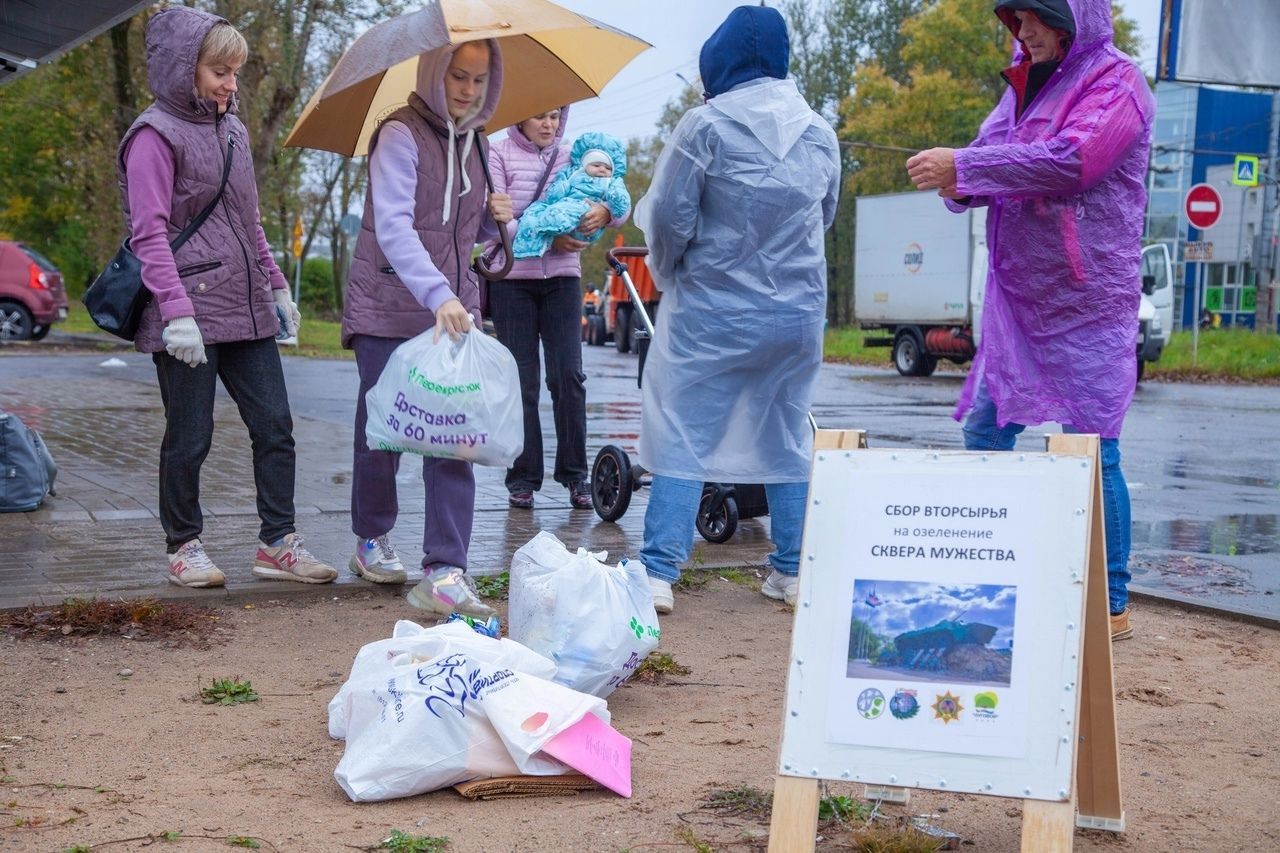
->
[4, 338, 1278, 622]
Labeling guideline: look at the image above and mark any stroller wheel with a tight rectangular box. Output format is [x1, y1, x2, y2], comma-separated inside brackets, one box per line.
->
[592, 445, 634, 522]
[696, 488, 738, 544]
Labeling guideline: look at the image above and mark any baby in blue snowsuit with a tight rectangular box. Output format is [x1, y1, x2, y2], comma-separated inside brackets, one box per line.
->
[512, 132, 631, 259]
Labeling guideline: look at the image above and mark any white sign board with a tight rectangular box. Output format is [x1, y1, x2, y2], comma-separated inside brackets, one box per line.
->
[779, 448, 1093, 801]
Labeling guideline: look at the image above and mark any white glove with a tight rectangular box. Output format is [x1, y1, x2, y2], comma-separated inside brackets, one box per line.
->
[273, 289, 301, 337]
[162, 316, 207, 367]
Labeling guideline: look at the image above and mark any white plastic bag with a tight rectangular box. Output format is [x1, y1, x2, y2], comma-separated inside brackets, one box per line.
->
[331, 622, 607, 802]
[509, 531, 661, 698]
[364, 328, 522, 467]
[328, 620, 556, 739]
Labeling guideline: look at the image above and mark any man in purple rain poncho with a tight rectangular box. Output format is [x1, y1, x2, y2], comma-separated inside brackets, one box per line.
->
[906, 0, 1153, 641]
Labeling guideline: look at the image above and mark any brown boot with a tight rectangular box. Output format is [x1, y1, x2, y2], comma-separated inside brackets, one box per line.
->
[1109, 608, 1133, 641]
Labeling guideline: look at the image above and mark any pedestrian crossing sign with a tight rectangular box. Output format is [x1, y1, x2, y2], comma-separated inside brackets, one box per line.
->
[1233, 155, 1259, 187]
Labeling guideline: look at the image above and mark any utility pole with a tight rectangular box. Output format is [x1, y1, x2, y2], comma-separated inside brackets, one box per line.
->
[1263, 92, 1280, 286]
[1258, 92, 1280, 331]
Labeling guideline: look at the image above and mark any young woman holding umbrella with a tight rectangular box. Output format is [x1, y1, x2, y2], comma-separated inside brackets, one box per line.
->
[341, 40, 513, 618]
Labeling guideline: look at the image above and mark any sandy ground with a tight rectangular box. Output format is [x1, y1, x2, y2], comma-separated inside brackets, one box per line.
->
[1, 579, 1277, 853]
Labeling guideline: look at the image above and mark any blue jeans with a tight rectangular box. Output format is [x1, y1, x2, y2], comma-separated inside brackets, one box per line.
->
[639, 475, 808, 583]
[962, 383, 1131, 615]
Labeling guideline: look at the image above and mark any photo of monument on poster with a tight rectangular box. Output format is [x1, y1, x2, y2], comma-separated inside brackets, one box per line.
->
[846, 580, 1016, 688]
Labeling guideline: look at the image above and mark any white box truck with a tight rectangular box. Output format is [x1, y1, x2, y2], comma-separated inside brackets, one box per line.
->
[854, 191, 1174, 380]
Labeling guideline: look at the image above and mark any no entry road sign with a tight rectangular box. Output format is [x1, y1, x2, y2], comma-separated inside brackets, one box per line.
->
[1185, 183, 1223, 230]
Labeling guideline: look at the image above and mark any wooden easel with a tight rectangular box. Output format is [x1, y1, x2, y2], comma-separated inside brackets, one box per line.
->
[766, 431, 1122, 852]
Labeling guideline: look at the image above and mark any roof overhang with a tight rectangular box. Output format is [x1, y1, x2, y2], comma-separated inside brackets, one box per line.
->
[1, 1, 154, 86]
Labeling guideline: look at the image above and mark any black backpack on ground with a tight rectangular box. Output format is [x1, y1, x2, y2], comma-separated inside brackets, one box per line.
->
[0, 410, 57, 512]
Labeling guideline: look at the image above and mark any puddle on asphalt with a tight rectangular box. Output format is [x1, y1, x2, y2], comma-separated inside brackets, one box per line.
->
[1131, 514, 1280, 556]
[1163, 459, 1280, 490]
[1129, 554, 1253, 596]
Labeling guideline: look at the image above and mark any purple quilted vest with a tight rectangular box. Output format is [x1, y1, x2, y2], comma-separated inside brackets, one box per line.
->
[342, 94, 489, 348]
[116, 7, 277, 353]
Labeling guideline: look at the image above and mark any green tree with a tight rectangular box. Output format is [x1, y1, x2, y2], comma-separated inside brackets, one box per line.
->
[0, 31, 131, 289]
[783, 0, 925, 326]
[839, 0, 1144, 200]
[0, 3, 401, 297]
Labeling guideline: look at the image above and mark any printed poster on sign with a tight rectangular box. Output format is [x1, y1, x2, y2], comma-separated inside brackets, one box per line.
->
[823, 470, 1045, 759]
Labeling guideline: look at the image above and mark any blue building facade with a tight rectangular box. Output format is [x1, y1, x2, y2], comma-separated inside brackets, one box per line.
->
[1144, 82, 1273, 329]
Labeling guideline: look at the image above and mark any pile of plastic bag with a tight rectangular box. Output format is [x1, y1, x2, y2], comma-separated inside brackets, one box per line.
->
[331, 532, 662, 802]
[330, 620, 609, 802]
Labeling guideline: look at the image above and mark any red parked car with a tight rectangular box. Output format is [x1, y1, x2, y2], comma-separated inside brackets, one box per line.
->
[0, 241, 67, 341]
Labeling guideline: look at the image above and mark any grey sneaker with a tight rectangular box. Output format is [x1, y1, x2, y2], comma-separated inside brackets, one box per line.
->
[252, 533, 338, 584]
[406, 566, 495, 618]
[761, 569, 799, 606]
[349, 535, 407, 584]
[167, 539, 225, 588]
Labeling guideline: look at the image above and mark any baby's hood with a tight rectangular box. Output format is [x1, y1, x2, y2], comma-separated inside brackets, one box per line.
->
[569, 132, 627, 178]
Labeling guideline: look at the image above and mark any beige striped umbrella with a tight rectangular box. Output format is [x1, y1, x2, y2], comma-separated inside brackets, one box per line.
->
[284, 0, 651, 157]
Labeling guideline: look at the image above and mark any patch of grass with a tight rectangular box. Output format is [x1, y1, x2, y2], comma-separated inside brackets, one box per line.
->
[715, 567, 757, 587]
[1148, 328, 1280, 383]
[846, 822, 945, 853]
[200, 677, 260, 706]
[63, 846, 92, 853]
[673, 570, 711, 590]
[675, 826, 714, 853]
[472, 571, 509, 600]
[379, 829, 450, 852]
[701, 784, 773, 820]
[159, 830, 182, 841]
[227, 837, 261, 849]
[0, 597, 221, 647]
[633, 651, 691, 684]
[675, 566, 759, 590]
[820, 793, 871, 824]
[828, 324, 1280, 384]
[824, 326, 903, 369]
[289, 314, 352, 360]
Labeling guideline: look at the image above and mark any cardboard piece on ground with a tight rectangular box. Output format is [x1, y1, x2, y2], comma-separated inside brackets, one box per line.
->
[541, 712, 633, 797]
[453, 774, 598, 800]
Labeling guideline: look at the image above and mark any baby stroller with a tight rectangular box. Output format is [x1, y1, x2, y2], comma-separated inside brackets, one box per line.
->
[589, 246, 770, 544]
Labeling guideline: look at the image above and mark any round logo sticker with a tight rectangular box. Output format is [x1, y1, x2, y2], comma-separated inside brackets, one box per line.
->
[857, 688, 886, 719]
[889, 689, 919, 720]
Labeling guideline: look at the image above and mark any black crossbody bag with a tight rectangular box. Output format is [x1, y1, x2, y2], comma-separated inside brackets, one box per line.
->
[84, 133, 235, 341]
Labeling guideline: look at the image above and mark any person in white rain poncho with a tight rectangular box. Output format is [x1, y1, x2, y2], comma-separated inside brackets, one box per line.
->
[633, 5, 840, 613]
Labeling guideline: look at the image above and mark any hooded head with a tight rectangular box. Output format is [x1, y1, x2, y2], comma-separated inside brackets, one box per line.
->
[569, 132, 627, 179]
[698, 5, 790, 100]
[995, 0, 1110, 63]
[414, 39, 503, 132]
[511, 104, 570, 152]
[144, 6, 238, 121]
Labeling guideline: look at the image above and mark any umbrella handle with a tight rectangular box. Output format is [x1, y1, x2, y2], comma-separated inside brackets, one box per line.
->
[476, 145, 514, 282]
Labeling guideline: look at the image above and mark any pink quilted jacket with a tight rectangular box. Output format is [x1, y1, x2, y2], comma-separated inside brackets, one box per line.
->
[487, 105, 625, 281]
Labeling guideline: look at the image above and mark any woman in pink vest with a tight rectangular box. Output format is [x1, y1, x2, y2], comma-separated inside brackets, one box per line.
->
[341, 41, 512, 618]
[485, 106, 624, 511]
[118, 7, 337, 589]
